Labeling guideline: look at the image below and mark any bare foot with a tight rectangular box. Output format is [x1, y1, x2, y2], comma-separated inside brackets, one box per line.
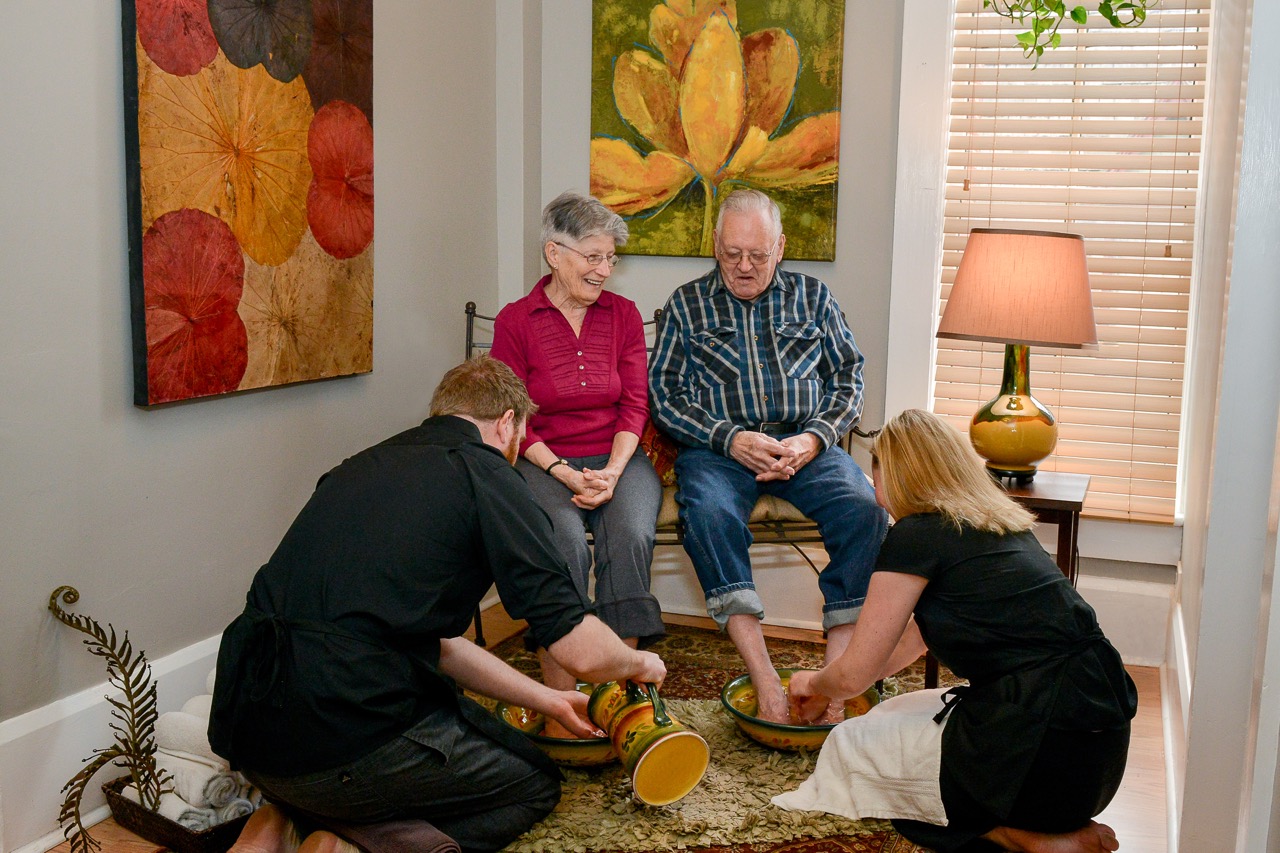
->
[542, 718, 580, 739]
[985, 820, 1119, 853]
[816, 701, 845, 725]
[296, 830, 361, 853]
[754, 680, 790, 724]
[229, 804, 302, 853]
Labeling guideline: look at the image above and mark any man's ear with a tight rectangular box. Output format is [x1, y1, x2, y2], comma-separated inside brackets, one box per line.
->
[496, 408, 517, 440]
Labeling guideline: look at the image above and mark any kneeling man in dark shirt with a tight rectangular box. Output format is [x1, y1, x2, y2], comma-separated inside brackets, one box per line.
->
[209, 355, 666, 853]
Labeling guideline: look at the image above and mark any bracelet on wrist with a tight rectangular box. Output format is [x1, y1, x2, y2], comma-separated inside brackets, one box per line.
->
[545, 458, 569, 475]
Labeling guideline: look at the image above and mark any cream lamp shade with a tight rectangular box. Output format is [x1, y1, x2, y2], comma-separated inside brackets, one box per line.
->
[937, 228, 1096, 348]
[936, 228, 1097, 481]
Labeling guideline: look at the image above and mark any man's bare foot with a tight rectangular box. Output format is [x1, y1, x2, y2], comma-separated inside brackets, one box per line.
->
[229, 804, 302, 853]
[754, 680, 790, 724]
[985, 820, 1119, 853]
[816, 700, 845, 725]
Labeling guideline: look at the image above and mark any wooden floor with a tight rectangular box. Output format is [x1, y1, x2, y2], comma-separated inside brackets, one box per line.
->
[468, 605, 1169, 853]
[70, 606, 1166, 853]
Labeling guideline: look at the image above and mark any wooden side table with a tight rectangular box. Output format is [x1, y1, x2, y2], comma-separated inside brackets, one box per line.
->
[1000, 470, 1091, 586]
[922, 470, 1090, 689]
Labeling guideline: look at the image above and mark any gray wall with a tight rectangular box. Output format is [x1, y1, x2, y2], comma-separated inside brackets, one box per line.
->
[0, 2, 498, 721]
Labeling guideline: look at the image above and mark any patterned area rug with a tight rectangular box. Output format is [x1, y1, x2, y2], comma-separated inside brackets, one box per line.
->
[481, 623, 957, 853]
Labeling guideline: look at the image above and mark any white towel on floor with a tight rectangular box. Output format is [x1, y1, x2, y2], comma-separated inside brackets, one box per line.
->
[216, 797, 256, 823]
[203, 771, 242, 809]
[155, 747, 228, 807]
[772, 687, 951, 825]
[121, 783, 216, 828]
[156, 709, 223, 765]
[181, 693, 214, 719]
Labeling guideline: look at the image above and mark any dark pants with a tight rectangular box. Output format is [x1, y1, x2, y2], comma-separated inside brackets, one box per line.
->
[893, 724, 1131, 852]
[242, 701, 560, 853]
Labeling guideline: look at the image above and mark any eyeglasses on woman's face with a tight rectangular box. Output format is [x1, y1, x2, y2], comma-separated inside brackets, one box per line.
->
[555, 241, 620, 268]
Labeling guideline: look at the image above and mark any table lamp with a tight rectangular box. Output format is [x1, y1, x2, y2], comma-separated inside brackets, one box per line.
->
[936, 228, 1096, 482]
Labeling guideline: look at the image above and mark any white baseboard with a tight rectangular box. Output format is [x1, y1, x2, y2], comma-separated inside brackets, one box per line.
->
[0, 635, 223, 853]
[1162, 600, 1191, 852]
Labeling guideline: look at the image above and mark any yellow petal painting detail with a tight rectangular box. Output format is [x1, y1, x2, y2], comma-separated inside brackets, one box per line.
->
[590, 0, 844, 259]
[137, 47, 314, 267]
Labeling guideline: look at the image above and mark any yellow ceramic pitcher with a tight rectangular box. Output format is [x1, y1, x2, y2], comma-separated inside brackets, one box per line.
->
[588, 680, 709, 806]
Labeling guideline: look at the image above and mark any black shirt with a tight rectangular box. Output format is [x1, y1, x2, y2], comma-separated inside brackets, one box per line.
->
[876, 513, 1136, 816]
[208, 416, 591, 775]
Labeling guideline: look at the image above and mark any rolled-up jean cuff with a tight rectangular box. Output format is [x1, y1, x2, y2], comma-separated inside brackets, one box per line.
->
[705, 587, 765, 630]
[822, 603, 863, 632]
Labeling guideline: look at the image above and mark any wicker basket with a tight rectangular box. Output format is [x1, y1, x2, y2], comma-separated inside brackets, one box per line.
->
[102, 776, 250, 853]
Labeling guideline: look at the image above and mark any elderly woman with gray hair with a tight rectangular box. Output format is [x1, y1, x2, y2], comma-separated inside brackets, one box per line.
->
[490, 191, 665, 735]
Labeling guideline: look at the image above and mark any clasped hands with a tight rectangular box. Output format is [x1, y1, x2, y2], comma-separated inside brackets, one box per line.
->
[730, 430, 820, 482]
[559, 465, 620, 509]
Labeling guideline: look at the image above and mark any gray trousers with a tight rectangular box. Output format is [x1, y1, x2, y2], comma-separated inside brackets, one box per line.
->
[517, 451, 665, 646]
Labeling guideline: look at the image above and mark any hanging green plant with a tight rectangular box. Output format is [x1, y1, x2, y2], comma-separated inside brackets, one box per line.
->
[48, 585, 172, 853]
[985, 0, 1159, 64]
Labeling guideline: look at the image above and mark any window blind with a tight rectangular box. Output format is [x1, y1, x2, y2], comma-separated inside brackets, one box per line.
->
[937, 0, 1210, 522]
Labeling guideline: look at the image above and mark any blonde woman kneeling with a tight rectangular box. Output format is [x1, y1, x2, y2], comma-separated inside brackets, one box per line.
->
[774, 409, 1135, 853]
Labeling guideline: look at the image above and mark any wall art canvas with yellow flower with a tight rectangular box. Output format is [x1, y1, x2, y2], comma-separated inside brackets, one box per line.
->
[122, 0, 374, 406]
[590, 0, 843, 260]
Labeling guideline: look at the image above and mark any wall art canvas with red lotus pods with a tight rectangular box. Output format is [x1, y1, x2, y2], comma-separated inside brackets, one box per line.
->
[590, 0, 844, 261]
[122, 0, 374, 406]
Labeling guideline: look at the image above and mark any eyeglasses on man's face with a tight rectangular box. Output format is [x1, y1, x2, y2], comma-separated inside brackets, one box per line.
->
[555, 241, 620, 268]
[717, 247, 775, 267]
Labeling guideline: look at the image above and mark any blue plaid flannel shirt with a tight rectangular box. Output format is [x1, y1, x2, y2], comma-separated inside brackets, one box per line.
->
[648, 267, 865, 457]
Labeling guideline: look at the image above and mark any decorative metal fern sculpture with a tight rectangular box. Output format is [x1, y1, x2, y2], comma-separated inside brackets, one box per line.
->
[49, 585, 172, 853]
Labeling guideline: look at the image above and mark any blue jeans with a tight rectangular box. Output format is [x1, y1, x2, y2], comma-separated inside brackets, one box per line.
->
[674, 444, 889, 631]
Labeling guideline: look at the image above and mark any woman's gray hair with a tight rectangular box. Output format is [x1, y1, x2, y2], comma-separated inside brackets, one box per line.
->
[541, 191, 629, 249]
[716, 189, 783, 239]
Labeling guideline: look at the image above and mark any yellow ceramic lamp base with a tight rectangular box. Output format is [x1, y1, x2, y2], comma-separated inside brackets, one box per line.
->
[968, 344, 1059, 482]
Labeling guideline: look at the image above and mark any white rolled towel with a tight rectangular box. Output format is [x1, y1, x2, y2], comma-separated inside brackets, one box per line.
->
[181, 693, 214, 720]
[178, 806, 218, 832]
[156, 709, 223, 765]
[203, 772, 242, 809]
[216, 797, 256, 824]
[155, 748, 226, 807]
[121, 783, 213, 827]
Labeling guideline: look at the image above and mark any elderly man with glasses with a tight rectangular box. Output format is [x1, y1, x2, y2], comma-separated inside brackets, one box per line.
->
[649, 188, 889, 724]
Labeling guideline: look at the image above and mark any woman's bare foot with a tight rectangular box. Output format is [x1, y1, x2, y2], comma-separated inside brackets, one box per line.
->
[542, 718, 580, 738]
[229, 805, 302, 853]
[296, 830, 361, 853]
[985, 820, 1119, 853]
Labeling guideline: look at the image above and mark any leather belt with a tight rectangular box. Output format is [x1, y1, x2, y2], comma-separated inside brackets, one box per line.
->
[752, 422, 803, 437]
